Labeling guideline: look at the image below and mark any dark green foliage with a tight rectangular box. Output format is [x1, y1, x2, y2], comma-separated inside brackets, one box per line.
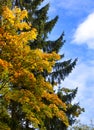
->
[58, 88, 84, 125]
[49, 59, 77, 85]
[43, 32, 64, 53]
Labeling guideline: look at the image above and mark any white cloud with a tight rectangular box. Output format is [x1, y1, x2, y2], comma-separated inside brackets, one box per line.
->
[72, 12, 94, 49]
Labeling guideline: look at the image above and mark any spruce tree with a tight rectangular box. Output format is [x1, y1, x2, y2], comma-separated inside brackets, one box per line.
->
[14, 0, 77, 84]
[11, 0, 84, 129]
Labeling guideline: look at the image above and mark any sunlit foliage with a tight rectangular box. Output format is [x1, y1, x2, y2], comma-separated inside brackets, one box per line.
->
[0, 6, 68, 129]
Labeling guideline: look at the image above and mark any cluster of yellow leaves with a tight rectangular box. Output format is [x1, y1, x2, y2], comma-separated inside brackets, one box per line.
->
[2, 6, 29, 29]
[42, 92, 66, 109]
[0, 59, 12, 69]
[0, 6, 69, 128]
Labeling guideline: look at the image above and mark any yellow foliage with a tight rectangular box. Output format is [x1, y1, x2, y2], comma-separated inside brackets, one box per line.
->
[0, 6, 69, 129]
[42, 92, 67, 110]
[2, 6, 15, 23]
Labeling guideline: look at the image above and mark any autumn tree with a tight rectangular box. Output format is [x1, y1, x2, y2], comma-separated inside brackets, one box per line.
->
[11, 0, 85, 129]
[0, 6, 69, 130]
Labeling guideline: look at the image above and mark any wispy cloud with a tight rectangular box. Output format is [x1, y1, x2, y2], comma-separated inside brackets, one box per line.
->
[72, 12, 94, 49]
[62, 61, 94, 123]
[57, 0, 94, 12]
[41, 0, 94, 18]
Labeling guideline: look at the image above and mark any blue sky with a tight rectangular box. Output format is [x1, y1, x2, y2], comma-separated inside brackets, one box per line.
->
[41, 0, 94, 125]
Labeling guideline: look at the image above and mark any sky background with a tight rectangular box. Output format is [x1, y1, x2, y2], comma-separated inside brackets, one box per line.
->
[41, 0, 94, 126]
